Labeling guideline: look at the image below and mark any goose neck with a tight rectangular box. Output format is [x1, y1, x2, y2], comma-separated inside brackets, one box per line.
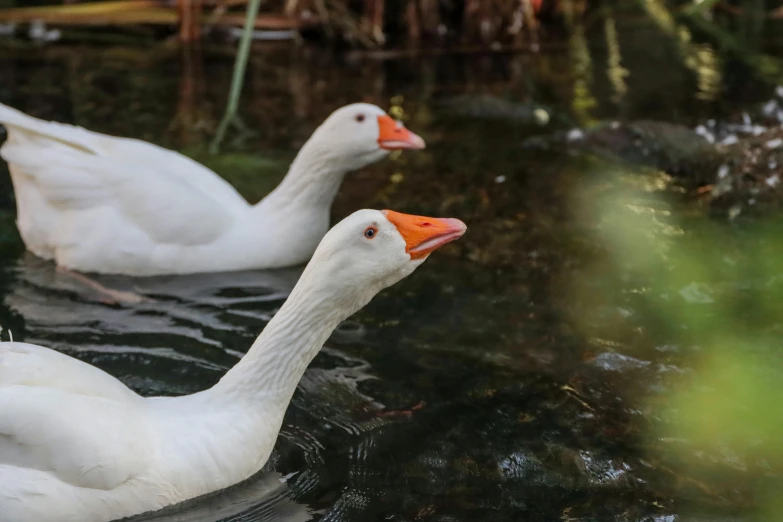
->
[212, 277, 346, 406]
[259, 140, 348, 211]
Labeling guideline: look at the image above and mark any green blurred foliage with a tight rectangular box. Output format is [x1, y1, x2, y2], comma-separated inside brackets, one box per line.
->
[572, 163, 783, 518]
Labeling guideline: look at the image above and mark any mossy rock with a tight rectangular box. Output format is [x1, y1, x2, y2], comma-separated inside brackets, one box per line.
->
[181, 150, 294, 203]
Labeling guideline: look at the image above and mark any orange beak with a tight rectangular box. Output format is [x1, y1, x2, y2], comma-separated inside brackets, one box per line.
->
[377, 115, 426, 150]
[383, 210, 467, 259]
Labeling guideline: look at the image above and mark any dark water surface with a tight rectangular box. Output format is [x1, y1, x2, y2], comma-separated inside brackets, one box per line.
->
[1, 10, 783, 522]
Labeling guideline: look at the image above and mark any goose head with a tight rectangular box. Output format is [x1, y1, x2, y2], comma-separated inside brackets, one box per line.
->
[298, 209, 466, 315]
[307, 103, 426, 171]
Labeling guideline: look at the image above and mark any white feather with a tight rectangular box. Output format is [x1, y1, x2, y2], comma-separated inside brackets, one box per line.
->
[0, 209, 461, 522]
[0, 103, 416, 275]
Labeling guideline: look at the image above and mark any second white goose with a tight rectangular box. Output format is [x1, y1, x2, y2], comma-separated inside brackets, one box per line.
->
[0, 103, 425, 276]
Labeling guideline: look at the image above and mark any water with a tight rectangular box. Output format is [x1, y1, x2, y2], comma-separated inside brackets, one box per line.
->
[1, 10, 783, 522]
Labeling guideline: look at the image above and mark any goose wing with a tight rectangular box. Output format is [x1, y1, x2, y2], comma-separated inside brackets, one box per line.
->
[0, 342, 151, 490]
[0, 103, 248, 246]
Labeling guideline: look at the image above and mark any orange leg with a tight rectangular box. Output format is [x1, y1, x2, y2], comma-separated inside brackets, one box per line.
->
[56, 267, 153, 305]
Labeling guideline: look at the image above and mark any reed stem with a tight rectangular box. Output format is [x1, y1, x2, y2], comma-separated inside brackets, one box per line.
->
[209, 0, 262, 154]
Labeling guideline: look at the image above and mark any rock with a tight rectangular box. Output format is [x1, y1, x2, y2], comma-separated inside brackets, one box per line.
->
[436, 94, 563, 127]
[524, 120, 724, 184]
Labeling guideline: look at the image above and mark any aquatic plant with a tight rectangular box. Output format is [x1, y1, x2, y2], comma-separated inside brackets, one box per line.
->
[210, 0, 261, 153]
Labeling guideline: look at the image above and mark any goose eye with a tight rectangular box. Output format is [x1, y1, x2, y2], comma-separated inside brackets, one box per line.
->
[355, 113, 366, 123]
[364, 226, 377, 239]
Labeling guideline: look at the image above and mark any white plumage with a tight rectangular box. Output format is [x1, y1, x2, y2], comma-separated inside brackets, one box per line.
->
[0, 103, 425, 275]
[0, 209, 466, 522]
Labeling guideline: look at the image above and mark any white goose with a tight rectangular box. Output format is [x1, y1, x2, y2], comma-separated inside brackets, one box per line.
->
[0, 103, 424, 276]
[0, 208, 466, 522]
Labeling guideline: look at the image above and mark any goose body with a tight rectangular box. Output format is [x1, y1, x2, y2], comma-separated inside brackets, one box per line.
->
[0, 209, 466, 522]
[0, 342, 278, 521]
[0, 103, 424, 276]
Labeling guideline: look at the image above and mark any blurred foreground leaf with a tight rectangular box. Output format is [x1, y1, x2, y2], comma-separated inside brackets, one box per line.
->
[572, 165, 783, 517]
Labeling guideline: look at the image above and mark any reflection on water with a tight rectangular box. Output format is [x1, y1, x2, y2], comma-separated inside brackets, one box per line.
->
[129, 472, 312, 522]
[1, 11, 783, 522]
[5, 255, 304, 394]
